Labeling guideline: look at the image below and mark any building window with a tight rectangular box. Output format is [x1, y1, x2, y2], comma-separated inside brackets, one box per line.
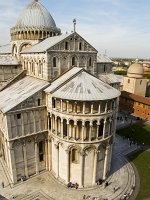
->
[79, 42, 82, 51]
[104, 65, 106, 72]
[89, 57, 92, 66]
[128, 79, 130, 83]
[53, 98, 56, 108]
[72, 57, 75, 66]
[39, 62, 42, 75]
[39, 141, 44, 162]
[38, 98, 41, 106]
[65, 42, 68, 50]
[53, 57, 56, 67]
[17, 113, 21, 119]
[72, 149, 78, 163]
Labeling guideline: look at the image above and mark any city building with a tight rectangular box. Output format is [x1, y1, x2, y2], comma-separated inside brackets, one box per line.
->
[0, 0, 120, 187]
[120, 61, 150, 120]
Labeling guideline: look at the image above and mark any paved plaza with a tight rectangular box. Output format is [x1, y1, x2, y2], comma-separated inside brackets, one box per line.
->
[0, 134, 138, 200]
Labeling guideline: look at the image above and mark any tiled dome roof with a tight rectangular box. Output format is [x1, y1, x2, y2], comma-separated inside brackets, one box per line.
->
[127, 61, 144, 78]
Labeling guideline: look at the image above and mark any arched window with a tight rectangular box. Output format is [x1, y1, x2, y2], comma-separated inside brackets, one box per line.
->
[53, 57, 57, 67]
[79, 42, 82, 51]
[65, 41, 68, 50]
[72, 57, 75, 66]
[39, 62, 42, 75]
[72, 149, 78, 163]
[89, 57, 92, 66]
[140, 80, 142, 85]
[39, 141, 44, 162]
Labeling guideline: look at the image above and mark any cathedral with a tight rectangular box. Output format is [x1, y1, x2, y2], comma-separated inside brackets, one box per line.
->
[0, 0, 120, 187]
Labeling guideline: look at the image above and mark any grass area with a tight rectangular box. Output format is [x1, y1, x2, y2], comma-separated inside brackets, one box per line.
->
[118, 123, 150, 145]
[129, 151, 150, 200]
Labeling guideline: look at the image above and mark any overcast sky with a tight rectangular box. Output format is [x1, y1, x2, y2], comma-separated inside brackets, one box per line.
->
[0, 0, 150, 58]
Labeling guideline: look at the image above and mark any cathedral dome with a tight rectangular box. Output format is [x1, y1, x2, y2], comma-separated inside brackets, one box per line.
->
[127, 61, 144, 78]
[16, 0, 56, 29]
[10, 0, 61, 41]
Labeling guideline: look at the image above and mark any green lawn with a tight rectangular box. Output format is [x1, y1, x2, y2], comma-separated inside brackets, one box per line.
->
[129, 151, 150, 200]
[118, 123, 150, 145]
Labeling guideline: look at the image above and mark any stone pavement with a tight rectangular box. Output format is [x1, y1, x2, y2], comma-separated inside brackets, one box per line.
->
[0, 135, 137, 200]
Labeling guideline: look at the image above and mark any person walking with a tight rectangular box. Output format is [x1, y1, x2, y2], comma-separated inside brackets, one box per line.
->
[1, 181, 4, 188]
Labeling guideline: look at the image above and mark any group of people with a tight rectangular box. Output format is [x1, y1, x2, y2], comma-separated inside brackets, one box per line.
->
[67, 182, 79, 189]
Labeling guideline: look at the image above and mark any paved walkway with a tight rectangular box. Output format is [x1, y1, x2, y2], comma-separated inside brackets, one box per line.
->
[0, 135, 137, 200]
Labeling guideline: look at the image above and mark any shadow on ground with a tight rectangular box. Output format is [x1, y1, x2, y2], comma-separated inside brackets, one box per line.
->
[0, 195, 8, 200]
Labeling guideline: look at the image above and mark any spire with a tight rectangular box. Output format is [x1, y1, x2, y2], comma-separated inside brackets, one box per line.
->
[32, 0, 38, 2]
[73, 18, 76, 33]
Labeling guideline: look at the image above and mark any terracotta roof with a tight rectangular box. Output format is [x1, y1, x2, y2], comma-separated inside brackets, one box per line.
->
[121, 91, 150, 106]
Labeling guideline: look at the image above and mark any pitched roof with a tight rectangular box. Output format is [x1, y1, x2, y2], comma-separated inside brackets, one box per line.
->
[0, 44, 11, 55]
[97, 54, 112, 63]
[99, 74, 123, 85]
[121, 91, 150, 106]
[21, 33, 72, 53]
[0, 55, 19, 65]
[0, 76, 50, 113]
[45, 67, 120, 101]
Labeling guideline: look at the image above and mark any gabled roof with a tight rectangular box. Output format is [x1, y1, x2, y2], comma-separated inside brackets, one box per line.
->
[45, 67, 82, 93]
[99, 74, 123, 85]
[21, 33, 72, 53]
[0, 76, 50, 113]
[0, 44, 11, 55]
[97, 54, 112, 63]
[45, 67, 120, 101]
[21, 31, 98, 54]
[0, 55, 19, 65]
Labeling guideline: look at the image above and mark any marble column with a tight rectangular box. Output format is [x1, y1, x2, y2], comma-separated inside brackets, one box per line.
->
[22, 142, 29, 178]
[48, 138, 51, 171]
[96, 122, 100, 139]
[83, 102, 85, 114]
[61, 119, 63, 138]
[74, 102, 77, 114]
[35, 141, 39, 175]
[102, 120, 107, 139]
[93, 150, 98, 184]
[98, 103, 101, 114]
[61, 100, 63, 112]
[8, 143, 17, 184]
[109, 120, 112, 136]
[55, 144, 59, 178]
[91, 104, 93, 114]
[67, 101, 69, 113]
[66, 150, 70, 183]
[89, 122, 92, 141]
[103, 146, 109, 180]
[55, 118, 57, 135]
[59, 58, 61, 75]
[80, 152, 85, 187]
[82, 122, 85, 142]
[45, 139, 48, 170]
[73, 122, 77, 140]
[105, 102, 108, 113]
[67, 120, 69, 140]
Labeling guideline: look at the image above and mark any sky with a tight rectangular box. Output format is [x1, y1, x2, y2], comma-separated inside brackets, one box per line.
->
[0, 0, 150, 58]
